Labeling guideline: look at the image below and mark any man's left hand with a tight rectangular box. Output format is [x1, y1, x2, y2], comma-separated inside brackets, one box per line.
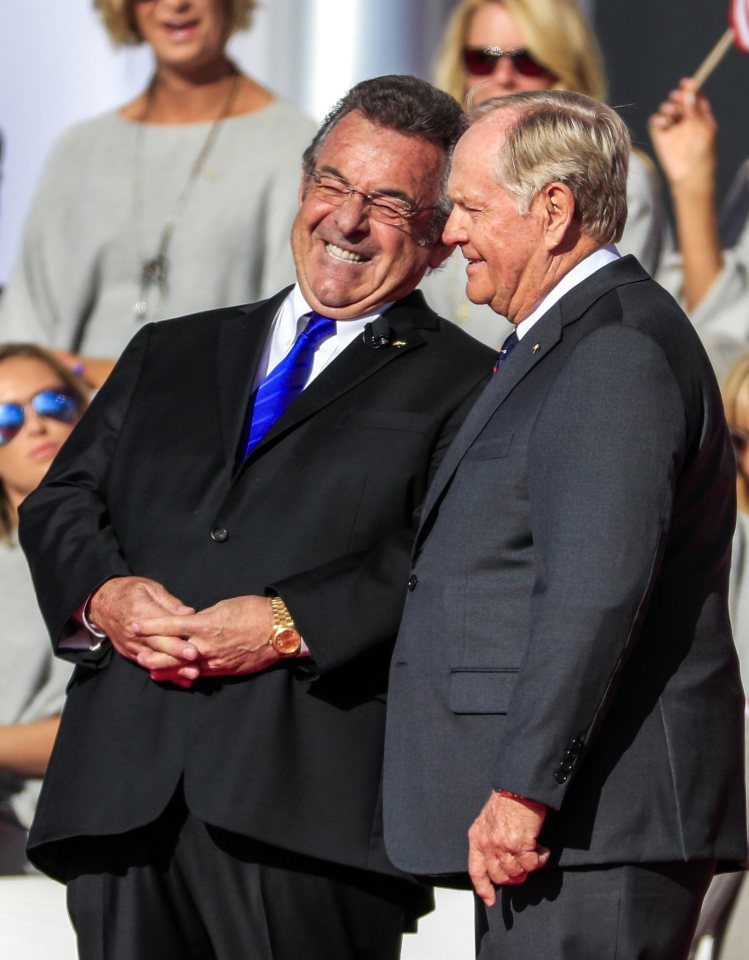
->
[133, 595, 278, 681]
[468, 791, 550, 906]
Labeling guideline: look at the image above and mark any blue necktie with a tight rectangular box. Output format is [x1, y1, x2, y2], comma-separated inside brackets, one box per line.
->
[243, 312, 335, 458]
[494, 330, 519, 373]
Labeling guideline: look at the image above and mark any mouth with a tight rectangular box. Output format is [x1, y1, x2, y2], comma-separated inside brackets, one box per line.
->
[162, 19, 200, 36]
[465, 256, 485, 269]
[325, 242, 368, 264]
[29, 442, 61, 462]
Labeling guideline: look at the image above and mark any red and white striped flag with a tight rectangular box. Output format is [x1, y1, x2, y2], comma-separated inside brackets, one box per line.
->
[730, 0, 749, 53]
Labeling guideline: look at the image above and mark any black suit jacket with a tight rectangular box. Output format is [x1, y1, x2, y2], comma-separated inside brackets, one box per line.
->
[20, 288, 494, 881]
[384, 258, 748, 875]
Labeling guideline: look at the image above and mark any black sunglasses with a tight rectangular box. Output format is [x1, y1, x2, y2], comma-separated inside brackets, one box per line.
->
[462, 45, 550, 79]
[0, 389, 81, 446]
[731, 429, 749, 457]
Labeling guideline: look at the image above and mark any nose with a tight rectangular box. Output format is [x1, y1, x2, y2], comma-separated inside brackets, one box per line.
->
[21, 406, 48, 437]
[442, 206, 466, 246]
[332, 192, 371, 237]
[494, 54, 519, 85]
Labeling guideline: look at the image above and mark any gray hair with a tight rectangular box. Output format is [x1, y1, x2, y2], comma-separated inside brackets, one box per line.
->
[471, 90, 630, 245]
[302, 75, 466, 242]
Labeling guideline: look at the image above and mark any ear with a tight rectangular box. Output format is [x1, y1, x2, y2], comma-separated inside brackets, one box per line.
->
[537, 182, 575, 251]
[297, 171, 309, 207]
[426, 240, 456, 271]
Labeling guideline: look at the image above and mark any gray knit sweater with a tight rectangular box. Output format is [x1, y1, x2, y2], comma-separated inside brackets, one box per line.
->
[0, 100, 317, 356]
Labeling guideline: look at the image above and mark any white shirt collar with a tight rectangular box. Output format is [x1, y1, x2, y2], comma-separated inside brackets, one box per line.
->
[516, 245, 621, 340]
[254, 285, 396, 388]
[286, 285, 393, 339]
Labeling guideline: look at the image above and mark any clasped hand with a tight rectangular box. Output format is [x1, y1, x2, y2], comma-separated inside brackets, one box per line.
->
[89, 576, 276, 688]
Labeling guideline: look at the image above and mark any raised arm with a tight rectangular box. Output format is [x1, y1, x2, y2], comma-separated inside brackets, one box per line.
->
[649, 80, 723, 309]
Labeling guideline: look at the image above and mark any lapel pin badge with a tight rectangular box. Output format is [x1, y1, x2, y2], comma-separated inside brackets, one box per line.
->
[532, 343, 540, 355]
[391, 339, 407, 348]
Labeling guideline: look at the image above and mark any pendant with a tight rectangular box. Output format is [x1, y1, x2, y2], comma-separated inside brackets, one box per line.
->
[141, 254, 169, 288]
[134, 254, 169, 323]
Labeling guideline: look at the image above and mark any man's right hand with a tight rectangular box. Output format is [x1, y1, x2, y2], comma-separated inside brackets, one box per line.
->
[88, 577, 200, 687]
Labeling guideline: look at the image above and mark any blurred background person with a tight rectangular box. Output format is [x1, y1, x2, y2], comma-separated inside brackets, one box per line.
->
[684, 353, 749, 960]
[0, 344, 88, 875]
[421, 0, 669, 348]
[0, 0, 316, 389]
[723, 356, 749, 690]
[650, 81, 749, 381]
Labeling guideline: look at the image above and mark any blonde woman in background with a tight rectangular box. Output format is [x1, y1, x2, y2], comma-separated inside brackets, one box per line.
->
[0, 344, 88, 874]
[421, 0, 668, 348]
[0, 0, 316, 388]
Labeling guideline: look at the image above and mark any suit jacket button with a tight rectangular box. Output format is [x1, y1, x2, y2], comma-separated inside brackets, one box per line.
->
[211, 527, 228, 542]
[555, 771, 569, 784]
[407, 574, 418, 591]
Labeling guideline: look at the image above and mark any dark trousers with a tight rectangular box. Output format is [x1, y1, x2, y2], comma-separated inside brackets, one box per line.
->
[65, 791, 418, 960]
[475, 861, 715, 960]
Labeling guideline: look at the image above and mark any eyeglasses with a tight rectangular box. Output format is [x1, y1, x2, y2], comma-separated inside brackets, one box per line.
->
[731, 429, 749, 457]
[307, 169, 430, 226]
[0, 389, 81, 446]
[462, 45, 550, 78]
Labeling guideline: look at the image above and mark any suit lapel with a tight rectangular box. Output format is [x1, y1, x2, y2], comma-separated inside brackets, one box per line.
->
[215, 289, 290, 469]
[418, 256, 650, 528]
[419, 306, 563, 524]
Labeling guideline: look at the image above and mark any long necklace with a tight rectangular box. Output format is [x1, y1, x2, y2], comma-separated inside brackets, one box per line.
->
[133, 68, 240, 323]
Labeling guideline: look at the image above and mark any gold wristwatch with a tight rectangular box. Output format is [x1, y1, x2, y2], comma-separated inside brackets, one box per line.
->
[269, 595, 302, 657]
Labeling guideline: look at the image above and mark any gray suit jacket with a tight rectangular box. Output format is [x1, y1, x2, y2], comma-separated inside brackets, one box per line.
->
[384, 256, 747, 877]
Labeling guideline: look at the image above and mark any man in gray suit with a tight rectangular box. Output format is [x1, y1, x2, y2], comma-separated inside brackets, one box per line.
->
[383, 90, 747, 959]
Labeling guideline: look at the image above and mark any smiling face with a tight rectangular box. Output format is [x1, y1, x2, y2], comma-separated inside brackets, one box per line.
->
[291, 111, 450, 320]
[0, 356, 80, 519]
[443, 113, 548, 323]
[465, 2, 554, 103]
[132, 0, 231, 72]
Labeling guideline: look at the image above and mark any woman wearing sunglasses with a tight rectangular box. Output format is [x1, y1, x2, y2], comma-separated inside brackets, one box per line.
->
[0, 344, 87, 874]
[420, 0, 668, 348]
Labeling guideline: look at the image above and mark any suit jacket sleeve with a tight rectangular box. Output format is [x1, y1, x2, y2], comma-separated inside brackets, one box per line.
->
[18, 325, 154, 667]
[493, 323, 697, 807]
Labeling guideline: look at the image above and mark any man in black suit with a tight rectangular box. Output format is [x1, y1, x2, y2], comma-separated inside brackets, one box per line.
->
[19, 75, 494, 960]
[383, 90, 747, 959]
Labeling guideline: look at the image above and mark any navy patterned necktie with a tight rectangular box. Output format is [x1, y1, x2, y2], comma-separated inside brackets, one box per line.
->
[494, 330, 519, 373]
[242, 312, 336, 458]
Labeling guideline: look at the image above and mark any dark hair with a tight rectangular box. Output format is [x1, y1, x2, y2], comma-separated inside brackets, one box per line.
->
[303, 75, 466, 239]
[0, 343, 89, 541]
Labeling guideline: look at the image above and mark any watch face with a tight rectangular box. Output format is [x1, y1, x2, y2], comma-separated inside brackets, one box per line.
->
[274, 628, 301, 656]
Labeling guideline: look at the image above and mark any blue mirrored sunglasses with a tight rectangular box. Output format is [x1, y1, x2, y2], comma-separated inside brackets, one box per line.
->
[0, 389, 81, 446]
